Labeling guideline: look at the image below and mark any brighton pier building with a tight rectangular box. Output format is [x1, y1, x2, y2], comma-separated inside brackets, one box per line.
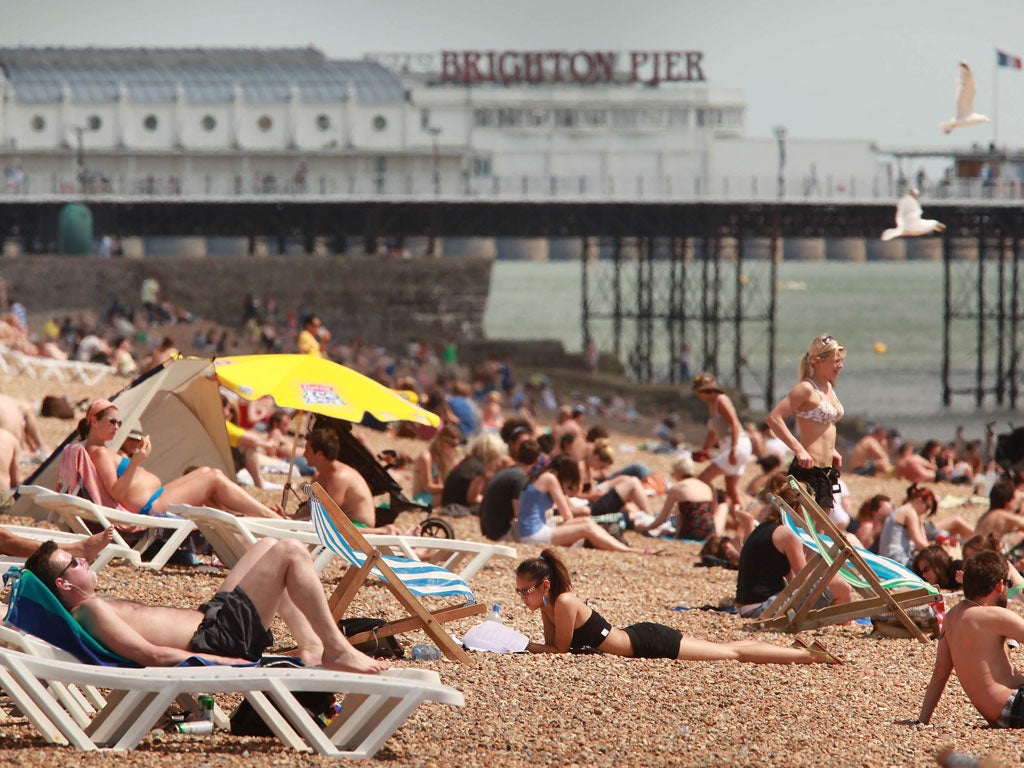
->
[0, 45, 951, 258]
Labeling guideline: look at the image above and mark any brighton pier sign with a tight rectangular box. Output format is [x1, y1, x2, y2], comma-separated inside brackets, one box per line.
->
[439, 50, 706, 85]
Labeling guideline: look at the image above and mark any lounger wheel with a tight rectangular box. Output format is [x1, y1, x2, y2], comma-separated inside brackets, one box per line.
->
[419, 517, 454, 539]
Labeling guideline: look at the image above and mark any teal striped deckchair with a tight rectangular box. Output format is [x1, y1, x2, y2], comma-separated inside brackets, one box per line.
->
[748, 477, 939, 642]
[306, 483, 483, 664]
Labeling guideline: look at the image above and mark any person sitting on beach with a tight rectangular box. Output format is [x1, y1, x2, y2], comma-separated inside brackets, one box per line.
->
[516, 455, 634, 551]
[917, 550, 1024, 727]
[143, 335, 178, 373]
[911, 544, 960, 590]
[81, 398, 280, 518]
[972, 479, 1024, 547]
[893, 443, 938, 483]
[411, 422, 463, 508]
[479, 439, 539, 542]
[734, 476, 853, 619]
[636, 455, 716, 541]
[550, 404, 586, 460]
[0, 392, 48, 459]
[745, 454, 785, 498]
[854, 494, 893, 552]
[515, 547, 840, 664]
[577, 438, 657, 529]
[0, 525, 113, 563]
[877, 484, 973, 567]
[25, 538, 388, 672]
[480, 390, 505, 434]
[0, 426, 20, 491]
[848, 425, 891, 477]
[439, 432, 506, 516]
[303, 427, 385, 529]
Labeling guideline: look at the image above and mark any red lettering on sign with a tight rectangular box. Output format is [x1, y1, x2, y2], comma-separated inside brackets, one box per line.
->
[463, 51, 483, 84]
[686, 51, 705, 82]
[440, 51, 461, 83]
[592, 51, 617, 82]
[629, 51, 649, 82]
[523, 51, 544, 83]
[498, 51, 521, 83]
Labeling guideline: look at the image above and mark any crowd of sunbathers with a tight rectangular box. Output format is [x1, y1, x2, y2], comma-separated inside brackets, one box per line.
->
[6, 322, 1024, 733]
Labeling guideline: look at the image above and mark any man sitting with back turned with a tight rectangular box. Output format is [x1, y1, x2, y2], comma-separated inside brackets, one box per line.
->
[25, 538, 390, 673]
[918, 550, 1024, 727]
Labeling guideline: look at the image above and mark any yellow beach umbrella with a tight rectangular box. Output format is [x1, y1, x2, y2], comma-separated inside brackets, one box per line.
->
[213, 354, 440, 509]
[213, 354, 439, 427]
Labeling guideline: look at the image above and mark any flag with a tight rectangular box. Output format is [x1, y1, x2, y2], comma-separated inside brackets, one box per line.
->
[997, 49, 1023, 69]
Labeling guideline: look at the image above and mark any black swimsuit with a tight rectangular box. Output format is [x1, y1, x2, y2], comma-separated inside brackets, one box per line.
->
[571, 610, 612, 650]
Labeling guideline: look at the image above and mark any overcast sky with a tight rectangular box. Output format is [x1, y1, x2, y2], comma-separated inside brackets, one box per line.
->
[5, 0, 1024, 149]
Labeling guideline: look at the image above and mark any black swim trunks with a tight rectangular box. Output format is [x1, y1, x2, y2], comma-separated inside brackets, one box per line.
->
[623, 622, 682, 659]
[590, 488, 625, 517]
[189, 586, 273, 662]
[787, 461, 840, 510]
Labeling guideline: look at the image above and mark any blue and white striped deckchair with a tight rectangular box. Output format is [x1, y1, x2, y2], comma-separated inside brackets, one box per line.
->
[306, 483, 484, 664]
[748, 477, 938, 642]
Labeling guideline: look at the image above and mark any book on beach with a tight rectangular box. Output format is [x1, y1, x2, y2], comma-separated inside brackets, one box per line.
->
[461, 621, 530, 653]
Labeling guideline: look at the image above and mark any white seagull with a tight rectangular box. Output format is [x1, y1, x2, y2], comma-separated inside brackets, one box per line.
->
[939, 61, 991, 134]
[881, 188, 946, 241]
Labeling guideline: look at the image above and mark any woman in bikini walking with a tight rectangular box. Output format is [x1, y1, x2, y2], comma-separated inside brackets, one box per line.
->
[764, 334, 845, 511]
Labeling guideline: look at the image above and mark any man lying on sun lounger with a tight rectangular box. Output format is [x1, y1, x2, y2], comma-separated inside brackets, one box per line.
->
[25, 537, 389, 673]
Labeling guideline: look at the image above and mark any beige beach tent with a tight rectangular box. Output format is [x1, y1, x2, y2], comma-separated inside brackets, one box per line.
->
[16, 357, 233, 514]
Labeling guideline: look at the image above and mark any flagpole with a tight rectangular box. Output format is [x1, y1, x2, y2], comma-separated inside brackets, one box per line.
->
[994, 51, 999, 146]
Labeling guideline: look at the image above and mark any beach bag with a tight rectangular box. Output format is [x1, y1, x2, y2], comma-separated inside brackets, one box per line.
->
[229, 658, 336, 736]
[339, 616, 405, 659]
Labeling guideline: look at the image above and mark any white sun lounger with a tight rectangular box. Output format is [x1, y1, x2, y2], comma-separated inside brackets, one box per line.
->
[0, 346, 115, 385]
[0, 645, 464, 757]
[27, 491, 196, 570]
[170, 503, 516, 580]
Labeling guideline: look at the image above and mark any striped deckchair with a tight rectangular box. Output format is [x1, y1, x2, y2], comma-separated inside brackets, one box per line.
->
[748, 477, 939, 642]
[306, 483, 484, 664]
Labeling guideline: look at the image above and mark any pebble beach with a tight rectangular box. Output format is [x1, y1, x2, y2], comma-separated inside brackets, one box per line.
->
[0, 367, 1017, 768]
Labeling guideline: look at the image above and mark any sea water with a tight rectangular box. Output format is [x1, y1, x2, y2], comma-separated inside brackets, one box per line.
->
[484, 259, 1021, 442]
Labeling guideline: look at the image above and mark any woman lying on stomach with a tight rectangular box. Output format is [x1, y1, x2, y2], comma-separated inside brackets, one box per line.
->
[515, 548, 841, 664]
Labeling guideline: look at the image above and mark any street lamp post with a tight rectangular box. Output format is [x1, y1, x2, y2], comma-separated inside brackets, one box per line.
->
[426, 127, 441, 195]
[773, 125, 787, 199]
[72, 125, 87, 193]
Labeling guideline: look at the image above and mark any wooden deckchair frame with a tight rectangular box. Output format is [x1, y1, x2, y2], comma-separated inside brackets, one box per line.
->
[749, 477, 937, 642]
[308, 483, 483, 664]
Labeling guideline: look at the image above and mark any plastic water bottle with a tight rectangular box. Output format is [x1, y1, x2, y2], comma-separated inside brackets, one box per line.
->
[485, 604, 503, 623]
[175, 720, 214, 735]
[411, 644, 442, 661]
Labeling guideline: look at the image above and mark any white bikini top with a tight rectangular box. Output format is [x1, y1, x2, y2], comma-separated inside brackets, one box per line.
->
[795, 379, 843, 425]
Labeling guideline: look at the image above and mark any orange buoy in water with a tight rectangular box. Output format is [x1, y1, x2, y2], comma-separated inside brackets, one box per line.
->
[874, 342, 887, 354]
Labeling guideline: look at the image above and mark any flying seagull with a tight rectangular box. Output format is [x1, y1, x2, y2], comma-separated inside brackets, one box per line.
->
[881, 188, 946, 241]
[939, 61, 991, 134]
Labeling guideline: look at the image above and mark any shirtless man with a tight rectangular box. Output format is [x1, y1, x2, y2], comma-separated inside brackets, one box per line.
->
[918, 550, 1024, 727]
[0, 392, 47, 456]
[303, 428, 376, 527]
[973, 479, 1024, 545]
[25, 537, 388, 673]
[893, 443, 938, 483]
[848, 425, 891, 477]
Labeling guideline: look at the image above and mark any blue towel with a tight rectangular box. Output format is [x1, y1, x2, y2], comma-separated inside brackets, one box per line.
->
[4, 567, 138, 667]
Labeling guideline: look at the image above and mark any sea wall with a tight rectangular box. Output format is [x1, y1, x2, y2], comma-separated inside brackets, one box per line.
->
[0, 254, 493, 348]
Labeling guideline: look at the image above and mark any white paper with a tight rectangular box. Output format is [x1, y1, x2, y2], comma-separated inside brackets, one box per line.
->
[461, 621, 530, 653]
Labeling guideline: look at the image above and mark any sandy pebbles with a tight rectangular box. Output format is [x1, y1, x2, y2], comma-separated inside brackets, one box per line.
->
[0, 369, 1015, 768]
